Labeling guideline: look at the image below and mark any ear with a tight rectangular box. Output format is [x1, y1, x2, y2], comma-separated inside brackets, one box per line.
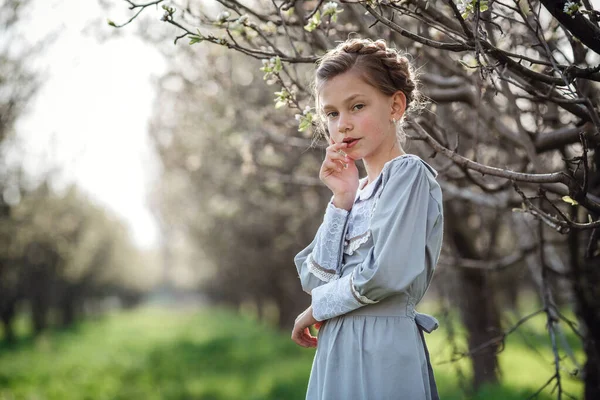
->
[390, 90, 407, 120]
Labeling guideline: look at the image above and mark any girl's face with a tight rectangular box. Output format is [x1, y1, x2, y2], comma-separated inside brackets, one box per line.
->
[319, 70, 403, 163]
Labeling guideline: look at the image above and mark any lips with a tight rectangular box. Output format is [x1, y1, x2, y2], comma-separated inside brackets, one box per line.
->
[343, 138, 360, 148]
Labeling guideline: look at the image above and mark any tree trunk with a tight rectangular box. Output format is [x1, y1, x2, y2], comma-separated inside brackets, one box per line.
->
[255, 295, 264, 323]
[456, 267, 501, 389]
[569, 152, 600, 399]
[576, 147, 600, 399]
[31, 291, 48, 335]
[276, 296, 300, 331]
[60, 294, 76, 327]
[0, 305, 16, 343]
[270, 278, 304, 331]
[446, 203, 501, 390]
[570, 228, 600, 399]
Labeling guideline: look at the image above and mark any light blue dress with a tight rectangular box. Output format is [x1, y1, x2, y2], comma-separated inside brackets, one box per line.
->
[295, 154, 444, 400]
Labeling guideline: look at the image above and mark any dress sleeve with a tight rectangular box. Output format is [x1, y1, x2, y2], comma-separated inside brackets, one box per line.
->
[294, 202, 349, 294]
[311, 158, 432, 321]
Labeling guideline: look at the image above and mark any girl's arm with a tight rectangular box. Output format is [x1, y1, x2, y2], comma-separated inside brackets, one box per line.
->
[294, 202, 349, 294]
[310, 157, 441, 321]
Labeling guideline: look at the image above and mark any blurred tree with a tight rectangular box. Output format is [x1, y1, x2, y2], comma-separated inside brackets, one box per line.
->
[1, 0, 158, 344]
[2, 182, 153, 335]
[0, 0, 39, 343]
[0, 0, 38, 144]
[148, 45, 328, 328]
[116, 0, 599, 396]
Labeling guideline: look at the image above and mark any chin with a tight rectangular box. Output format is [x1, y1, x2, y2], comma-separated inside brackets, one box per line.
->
[348, 152, 364, 161]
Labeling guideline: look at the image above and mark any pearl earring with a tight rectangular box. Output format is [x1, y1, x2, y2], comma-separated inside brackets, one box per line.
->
[391, 118, 397, 124]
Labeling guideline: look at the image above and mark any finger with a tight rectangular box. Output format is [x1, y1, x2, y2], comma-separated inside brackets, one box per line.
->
[322, 159, 342, 171]
[345, 157, 356, 168]
[314, 322, 323, 330]
[292, 325, 316, 348]
[325, 156, 348, 171]
[291, 328, 306, 347]
[293, 333, 313, 348]
[326, 153, 349, 169]
[326, 144, 346, 154]
[301, 328, 318, 347]
[321, 160, 344, 174]
[325, 142, 348, 154]
[325, 151, 348, 164]
[303, 327, 316, 340]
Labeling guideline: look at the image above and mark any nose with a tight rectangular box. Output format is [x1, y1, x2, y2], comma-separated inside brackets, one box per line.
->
[338, 113, 352, 134]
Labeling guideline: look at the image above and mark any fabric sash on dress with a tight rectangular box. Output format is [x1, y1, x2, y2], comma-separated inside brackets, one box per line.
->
[415, 312, 440, 400]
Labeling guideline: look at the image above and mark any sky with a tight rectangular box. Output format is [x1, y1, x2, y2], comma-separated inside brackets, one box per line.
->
[13, 0, 168, 249]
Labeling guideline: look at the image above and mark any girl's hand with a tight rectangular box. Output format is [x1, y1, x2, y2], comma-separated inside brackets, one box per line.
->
[319, 141, 359, 210]
[291, 306, 319, 348]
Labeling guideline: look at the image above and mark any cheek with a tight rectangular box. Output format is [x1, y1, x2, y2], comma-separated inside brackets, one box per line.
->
[357, 114, 385, 135]
[326, 121, 336, 137]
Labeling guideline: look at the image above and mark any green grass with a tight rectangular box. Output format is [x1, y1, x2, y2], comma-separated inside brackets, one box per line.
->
[423, 301, 584, 400]
[0, 305, 584, 400]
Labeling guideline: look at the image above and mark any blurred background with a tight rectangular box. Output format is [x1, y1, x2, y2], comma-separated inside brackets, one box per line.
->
[1, 0, 599, 399]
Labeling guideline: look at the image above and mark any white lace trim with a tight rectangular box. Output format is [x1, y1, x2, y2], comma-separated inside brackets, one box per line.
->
[308, 254, 339, 282]
[357, 177, 378, 200]
[350, 274, 378, 305]
[312, 273, 380, 320]
[312, 274, 361, 321]
[312, 202, 348, 272]
[344, 231, 371, 255]
[345, 199, 370, 239]
[343, 183, 384, 255]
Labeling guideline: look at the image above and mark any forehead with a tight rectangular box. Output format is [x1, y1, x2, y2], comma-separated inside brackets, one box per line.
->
[319, 70, 381, 108]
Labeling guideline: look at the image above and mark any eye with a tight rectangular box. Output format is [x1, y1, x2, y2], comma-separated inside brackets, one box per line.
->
[352, 104, 364, 111]
[326, 111, 338, 118]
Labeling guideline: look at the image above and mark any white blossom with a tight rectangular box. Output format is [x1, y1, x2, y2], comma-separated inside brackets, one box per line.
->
[323, 2, 338, 13]
[563, 1, 580, 17]
[217, 11, 230, 22]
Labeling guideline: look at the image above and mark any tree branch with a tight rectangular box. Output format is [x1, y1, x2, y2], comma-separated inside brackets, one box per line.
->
[540, 0, 600, 55]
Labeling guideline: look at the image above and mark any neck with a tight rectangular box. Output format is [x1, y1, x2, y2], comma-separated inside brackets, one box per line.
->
[363, 141, 405, 184]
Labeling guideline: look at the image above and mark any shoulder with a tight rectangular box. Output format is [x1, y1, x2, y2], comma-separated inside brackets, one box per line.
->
[380, 154, 438, 189]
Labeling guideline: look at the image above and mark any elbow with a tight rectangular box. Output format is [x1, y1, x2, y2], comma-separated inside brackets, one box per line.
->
[353, 269, 418, 303]
[294, 258, 314, 295]
[300, 282, 313, 295]
[298, 269, 319, 295]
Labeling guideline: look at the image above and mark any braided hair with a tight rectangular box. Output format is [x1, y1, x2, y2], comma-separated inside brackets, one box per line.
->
[313, 38, 422, 143]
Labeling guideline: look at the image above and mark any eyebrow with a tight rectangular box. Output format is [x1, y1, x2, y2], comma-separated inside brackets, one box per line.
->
[322, 93, 364, 110]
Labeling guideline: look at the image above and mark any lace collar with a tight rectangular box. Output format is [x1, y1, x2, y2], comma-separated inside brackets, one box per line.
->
[357, 175, 382, 201]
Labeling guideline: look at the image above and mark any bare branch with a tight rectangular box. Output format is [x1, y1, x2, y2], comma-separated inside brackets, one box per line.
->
[408, 120, 573, 186]
[113, 0, 163, 28]
[364, 5, 471, 51]
[438, 244, 538, 270]
[540, 0, 600, 55]
[514, 184, 600, 231]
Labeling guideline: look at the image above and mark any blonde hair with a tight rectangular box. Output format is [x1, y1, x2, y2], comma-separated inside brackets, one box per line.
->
[313, 38, 423, 144]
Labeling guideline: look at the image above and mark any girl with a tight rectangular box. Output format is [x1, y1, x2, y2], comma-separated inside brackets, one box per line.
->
[292, 38, 444, 400]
